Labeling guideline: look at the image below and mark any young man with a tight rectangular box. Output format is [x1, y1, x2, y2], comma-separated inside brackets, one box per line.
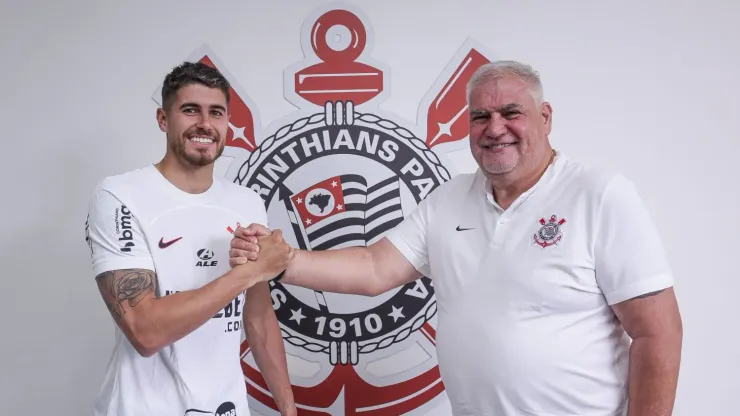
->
[230, 61, 683, 415]
[84, 62, 296, 416]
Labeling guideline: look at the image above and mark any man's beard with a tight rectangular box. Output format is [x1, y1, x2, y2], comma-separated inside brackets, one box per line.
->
[170, 135, 224, 167]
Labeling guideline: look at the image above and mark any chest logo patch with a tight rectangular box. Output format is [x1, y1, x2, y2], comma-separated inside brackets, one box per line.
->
[533, 214, 566, 248]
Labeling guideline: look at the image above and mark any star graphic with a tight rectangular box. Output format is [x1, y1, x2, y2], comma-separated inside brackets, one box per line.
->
[228, 123, 250, 146]
[388, 305, 405, 323]
[428, 106, 468, 146]
[289, 308, 305, 325]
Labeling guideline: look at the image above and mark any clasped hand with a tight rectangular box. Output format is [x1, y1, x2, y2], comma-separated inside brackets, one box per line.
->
[228, 223, 292, 281]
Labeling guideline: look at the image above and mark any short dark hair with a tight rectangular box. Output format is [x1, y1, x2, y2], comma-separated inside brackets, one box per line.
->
[161, 61, 231, 110]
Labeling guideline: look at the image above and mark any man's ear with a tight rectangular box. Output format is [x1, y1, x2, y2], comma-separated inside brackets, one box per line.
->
[541, 101, 553, 135]
[156, 107, 167, 133]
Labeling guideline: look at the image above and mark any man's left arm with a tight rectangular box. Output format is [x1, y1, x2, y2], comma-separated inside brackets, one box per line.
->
[594, 175, 683, 416]
[243, 282, 296, 416]
[612, 288, 682, 416]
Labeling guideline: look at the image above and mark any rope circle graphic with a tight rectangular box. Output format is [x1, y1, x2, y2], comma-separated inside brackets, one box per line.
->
[236, 110, 451, 185]
[235, 103, 447, 363]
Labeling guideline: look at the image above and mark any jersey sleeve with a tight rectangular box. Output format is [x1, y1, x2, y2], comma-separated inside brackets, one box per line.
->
[594, 175, 674, 305]
[85, 187, 154, 277]
[383, 195, 432, 277]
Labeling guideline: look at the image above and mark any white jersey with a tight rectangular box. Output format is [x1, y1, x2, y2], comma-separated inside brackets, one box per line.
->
[385, 152, 674, 415]
[85, 164, 266, 416]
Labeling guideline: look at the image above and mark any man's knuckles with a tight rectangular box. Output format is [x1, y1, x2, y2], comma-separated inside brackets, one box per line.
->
[230, 239, 246, 250]
[245, 223, 271, 236]
[232, 238, 262, 252]
[234, 227, 250, 239]
[229, 257, 248, 267]
[229, 248, 250, 259]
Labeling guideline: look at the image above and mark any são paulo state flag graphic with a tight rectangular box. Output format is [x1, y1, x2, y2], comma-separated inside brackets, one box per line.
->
[285, 174, 404, 251]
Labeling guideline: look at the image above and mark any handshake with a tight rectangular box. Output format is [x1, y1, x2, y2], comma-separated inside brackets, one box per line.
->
[227, 223, 294, 287]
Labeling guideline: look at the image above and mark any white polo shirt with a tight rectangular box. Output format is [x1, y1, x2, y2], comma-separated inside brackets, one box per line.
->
[85, 164, 266, 416]
[385, 152, 674, 416]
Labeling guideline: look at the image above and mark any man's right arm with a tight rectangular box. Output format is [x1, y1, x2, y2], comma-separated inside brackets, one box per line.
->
[86, 187, 286, 357]
[281, 238, 421, 296]
[94, 267, 251, 357]
[231, 195, 433, 297]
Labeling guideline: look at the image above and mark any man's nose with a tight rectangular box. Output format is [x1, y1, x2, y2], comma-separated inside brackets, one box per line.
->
[485, 113, 507, 137]
[195, 113, 214, 129]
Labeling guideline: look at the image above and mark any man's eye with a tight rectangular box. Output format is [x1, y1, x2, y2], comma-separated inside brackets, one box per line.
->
[211, 110, 223, 117]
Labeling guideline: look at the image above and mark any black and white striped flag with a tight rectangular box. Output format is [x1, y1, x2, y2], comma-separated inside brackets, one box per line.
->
[364, 176, 404, 245]
[285, 174, 405, 250]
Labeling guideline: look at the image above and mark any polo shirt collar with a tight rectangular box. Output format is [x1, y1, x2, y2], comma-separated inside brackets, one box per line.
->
[478, 150, 565, 210]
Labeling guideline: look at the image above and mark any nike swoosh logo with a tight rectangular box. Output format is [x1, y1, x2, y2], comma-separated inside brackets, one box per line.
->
[159, 237, 182, 248]
[184, 409, 211, 415]
[456, 226, 474, 231]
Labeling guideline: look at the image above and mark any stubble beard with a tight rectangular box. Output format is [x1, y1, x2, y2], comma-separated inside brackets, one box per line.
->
[169, 135, 224, 168]
[479, 148, 520, 176]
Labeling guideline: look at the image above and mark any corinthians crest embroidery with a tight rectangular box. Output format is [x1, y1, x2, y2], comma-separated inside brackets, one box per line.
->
[154, 3, 493, 414]
[534, 214, 567, 248]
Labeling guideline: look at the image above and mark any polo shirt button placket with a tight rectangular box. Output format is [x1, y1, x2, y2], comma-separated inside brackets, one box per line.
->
[491, 217, 508, 248]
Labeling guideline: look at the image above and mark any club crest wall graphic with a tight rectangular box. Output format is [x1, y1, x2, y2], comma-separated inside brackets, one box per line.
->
[154, 3, 491, 414]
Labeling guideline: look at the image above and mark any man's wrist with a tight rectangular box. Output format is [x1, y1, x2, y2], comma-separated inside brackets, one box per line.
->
[273, 387, 296, 415]
[224, 265, 262, 292]
[281, 249, 302, 282]
[279, 403, 297, 416]
[272, 269, 287, 282]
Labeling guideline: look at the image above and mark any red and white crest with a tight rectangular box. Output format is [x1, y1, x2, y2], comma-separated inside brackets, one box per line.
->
[533, 214, 567, 248]
[154, 2, 494, 414]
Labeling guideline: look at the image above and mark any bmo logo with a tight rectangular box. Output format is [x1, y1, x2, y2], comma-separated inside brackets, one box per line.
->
[114, 204, 135, 253]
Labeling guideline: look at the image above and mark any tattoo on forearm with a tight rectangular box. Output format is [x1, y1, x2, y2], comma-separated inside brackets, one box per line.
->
[631, 289, 665, 300]
[96, 269, 156, 322]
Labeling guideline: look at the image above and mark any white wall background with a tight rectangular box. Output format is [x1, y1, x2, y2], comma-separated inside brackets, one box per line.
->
[1, 0, 738, 414]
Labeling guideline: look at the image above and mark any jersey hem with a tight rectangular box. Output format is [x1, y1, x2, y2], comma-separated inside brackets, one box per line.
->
[92, 258, 156, 277]
[603, 273, 674, 305]
[384, 233, 428, 273]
